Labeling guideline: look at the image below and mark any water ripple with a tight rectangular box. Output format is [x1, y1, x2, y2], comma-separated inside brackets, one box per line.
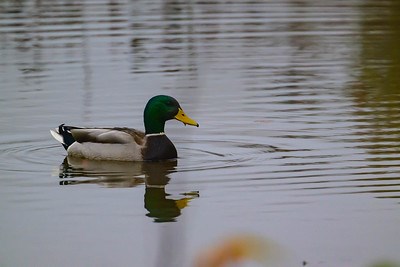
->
[0, 139, 58, 173]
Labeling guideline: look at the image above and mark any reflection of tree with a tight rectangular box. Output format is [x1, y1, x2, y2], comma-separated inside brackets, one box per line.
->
[129, 0, 199, 83]
[355, 2, 400, 96]
[0, 0, 94, 120]
[0, 1, 87, 78]
[58, 157, 199, 222]
[347, 1, 400, 159]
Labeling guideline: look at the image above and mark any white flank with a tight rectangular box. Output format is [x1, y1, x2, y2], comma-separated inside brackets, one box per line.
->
[68, 142, 143, 161]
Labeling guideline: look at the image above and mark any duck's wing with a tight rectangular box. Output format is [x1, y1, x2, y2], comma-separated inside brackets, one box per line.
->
[70, 127, 145, 145]
[51, 125, 147, 161]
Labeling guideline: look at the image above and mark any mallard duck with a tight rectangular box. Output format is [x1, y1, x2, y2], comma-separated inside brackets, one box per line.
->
[50, 95, 199, 161]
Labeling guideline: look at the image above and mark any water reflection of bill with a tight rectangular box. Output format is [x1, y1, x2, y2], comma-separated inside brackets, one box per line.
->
[57, 156, 199, 223]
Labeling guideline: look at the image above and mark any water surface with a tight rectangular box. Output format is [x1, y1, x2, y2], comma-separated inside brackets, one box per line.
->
[1, 1, 400, 266]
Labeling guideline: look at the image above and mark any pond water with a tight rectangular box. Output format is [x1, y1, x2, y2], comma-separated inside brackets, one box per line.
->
[1, 0, 400, 266]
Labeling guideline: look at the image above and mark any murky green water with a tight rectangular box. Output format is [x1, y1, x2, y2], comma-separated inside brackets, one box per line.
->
[1, 1, 400, 266]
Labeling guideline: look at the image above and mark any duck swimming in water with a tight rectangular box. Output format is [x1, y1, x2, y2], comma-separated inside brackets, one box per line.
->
[50, 95, 199, 161]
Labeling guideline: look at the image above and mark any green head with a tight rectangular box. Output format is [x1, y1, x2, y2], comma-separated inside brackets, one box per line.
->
[143, 95, 199, 134]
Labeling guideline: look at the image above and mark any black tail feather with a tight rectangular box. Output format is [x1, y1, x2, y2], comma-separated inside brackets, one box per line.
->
[58, 124, 77, 150]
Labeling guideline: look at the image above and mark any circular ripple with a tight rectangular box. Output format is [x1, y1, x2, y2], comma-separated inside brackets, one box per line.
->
[176, 138, 279, 173]
[0, 136, 277, 174]
[0, 138, 62, 173]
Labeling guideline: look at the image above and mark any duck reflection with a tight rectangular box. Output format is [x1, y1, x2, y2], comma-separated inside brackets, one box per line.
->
[58, 156, 199, 222]
[58, 156, 145, 187]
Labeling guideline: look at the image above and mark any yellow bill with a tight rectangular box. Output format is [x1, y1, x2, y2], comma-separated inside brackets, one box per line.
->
[175, 198, 190, 210]
[175, 108, 199, 127]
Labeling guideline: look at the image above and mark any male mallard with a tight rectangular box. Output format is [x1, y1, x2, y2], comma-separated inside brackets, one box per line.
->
[50, 95, 199, 161]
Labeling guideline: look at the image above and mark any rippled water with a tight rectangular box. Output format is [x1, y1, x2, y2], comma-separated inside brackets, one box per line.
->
[1, 1, 400, 266]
